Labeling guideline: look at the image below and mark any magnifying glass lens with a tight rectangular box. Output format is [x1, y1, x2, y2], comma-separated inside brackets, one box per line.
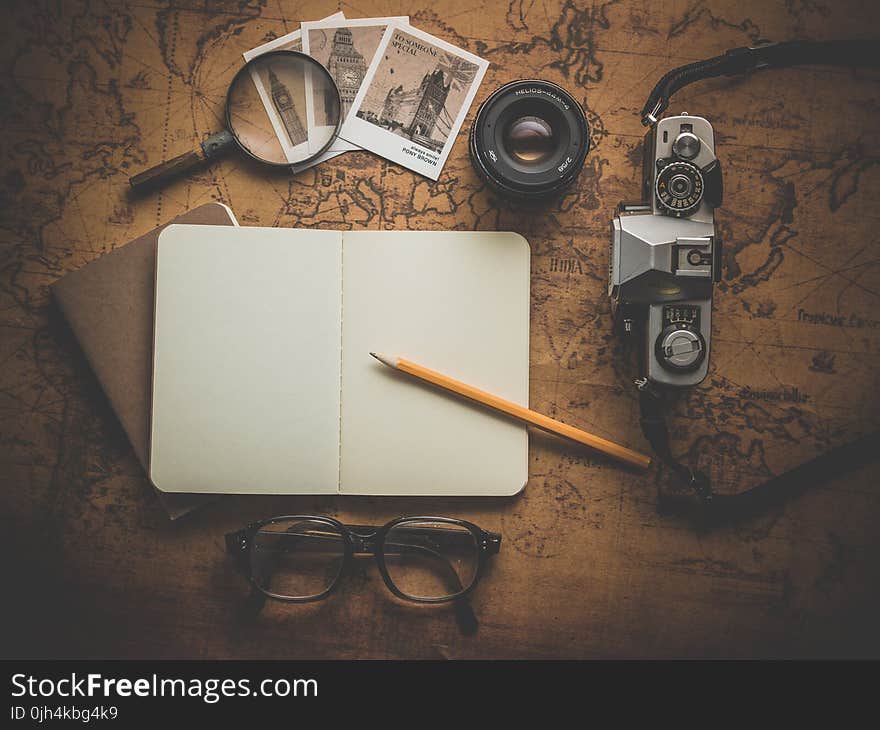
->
[227, 52, 341, 166]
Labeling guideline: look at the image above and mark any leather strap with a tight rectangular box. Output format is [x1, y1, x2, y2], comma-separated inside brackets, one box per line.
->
[641, 39, 880, 126]
[639, 388, 880, 525]
[639, 389, 712, 504]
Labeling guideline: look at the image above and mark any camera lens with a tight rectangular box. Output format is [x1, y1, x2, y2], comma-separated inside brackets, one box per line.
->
[470, 80, 589, 200]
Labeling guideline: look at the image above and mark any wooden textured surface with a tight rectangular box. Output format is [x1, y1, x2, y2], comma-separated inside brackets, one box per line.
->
[2, 0, 879, 659]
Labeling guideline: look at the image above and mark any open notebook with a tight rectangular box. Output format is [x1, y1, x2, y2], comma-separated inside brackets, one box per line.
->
[150, 225, 530, 496]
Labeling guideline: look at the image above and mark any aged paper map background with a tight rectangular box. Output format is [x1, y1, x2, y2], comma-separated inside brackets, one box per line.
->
[2, 0, 879, 658]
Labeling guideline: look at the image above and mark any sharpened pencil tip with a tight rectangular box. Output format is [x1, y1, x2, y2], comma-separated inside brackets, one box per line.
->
[370, 352, 397, 368]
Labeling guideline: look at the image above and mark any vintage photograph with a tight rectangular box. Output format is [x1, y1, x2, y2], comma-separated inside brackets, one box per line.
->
[301, 17, 407, 155]
[242, 13, 346, 163]
[302, 17, 408, 119]
[249, 56, 309, 151]
[341, 25, 488, 179]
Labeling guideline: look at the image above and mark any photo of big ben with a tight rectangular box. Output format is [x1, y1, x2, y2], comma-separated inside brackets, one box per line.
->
[268, 66, 307, 147]
[304, 21, 393, 120]
[326, 28, 367, 117]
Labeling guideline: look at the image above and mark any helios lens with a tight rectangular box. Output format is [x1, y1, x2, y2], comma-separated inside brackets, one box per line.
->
[469, 79, 590, 200]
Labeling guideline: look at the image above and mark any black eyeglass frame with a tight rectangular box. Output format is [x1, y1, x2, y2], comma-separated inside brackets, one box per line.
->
[225, 515, 501, 605]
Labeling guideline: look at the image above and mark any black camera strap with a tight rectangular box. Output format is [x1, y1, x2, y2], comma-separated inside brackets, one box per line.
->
[634, 38, 880, 519]
[641, 39, 880, 126]
[638, 387, 880, 525]
[637, 387, 712, 503]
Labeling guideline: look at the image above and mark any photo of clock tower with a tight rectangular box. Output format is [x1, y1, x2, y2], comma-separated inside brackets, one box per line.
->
[326, 27, 367, 116]
[268, 67, 307, 147]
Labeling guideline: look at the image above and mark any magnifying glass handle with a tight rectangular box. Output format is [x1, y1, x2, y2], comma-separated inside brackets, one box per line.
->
[129, 130, 235, 194]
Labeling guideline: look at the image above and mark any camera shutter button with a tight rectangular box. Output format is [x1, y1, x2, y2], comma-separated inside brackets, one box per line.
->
[672, 132, 701, 160]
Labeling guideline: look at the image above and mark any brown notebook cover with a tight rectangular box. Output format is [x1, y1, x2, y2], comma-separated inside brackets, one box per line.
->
[51, 202, 238, 519]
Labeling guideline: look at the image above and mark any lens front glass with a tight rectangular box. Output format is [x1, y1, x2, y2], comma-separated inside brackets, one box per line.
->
[382, 520, 479, 600]
[503, 115, 555, 164]
[227, 52, 340, 165]
[251, 518, 345, 599]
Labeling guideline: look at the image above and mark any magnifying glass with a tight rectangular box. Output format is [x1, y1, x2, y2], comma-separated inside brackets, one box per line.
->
[129, 50, 341, 193]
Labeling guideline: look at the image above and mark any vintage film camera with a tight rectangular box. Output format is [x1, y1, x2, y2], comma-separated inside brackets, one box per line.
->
[605, 40, 878, 516]
[608, 114, 723, 389]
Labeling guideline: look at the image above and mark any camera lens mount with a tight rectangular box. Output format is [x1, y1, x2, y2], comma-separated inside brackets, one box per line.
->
[469, 79, 590, 200]
[655, 160, 704, 216]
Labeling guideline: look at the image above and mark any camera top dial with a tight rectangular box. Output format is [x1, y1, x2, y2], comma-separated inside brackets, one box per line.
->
[655, 160, 704, 216]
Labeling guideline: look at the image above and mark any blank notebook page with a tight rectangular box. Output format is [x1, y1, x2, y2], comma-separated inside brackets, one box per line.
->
[151, 226, 530, 495]
[150, 225, 342, 493]
[339, 231, 530, 496]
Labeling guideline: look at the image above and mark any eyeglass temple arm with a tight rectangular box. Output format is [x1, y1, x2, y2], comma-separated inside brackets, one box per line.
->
[225, 530, 269, 619]
[225, 529, 250, 573]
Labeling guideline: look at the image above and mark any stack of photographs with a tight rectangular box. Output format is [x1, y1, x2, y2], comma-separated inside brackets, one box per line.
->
[243, 13, 489, 180]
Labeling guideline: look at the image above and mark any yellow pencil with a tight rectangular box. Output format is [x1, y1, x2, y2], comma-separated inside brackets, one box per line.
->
[370, 353, 652, 471]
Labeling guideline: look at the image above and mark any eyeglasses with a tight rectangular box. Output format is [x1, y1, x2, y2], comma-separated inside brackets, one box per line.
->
[225, 515, 501, 604]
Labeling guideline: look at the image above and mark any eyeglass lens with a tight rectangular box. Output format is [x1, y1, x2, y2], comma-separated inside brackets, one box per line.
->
[251, 519, 345, 599]
[382, 520, 479, 600]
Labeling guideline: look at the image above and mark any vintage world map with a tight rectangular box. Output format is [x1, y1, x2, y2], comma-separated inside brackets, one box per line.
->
[2, 0, 879, 658]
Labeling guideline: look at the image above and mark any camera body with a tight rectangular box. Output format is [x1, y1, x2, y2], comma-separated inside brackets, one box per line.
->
[608, 114, 723, 388]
